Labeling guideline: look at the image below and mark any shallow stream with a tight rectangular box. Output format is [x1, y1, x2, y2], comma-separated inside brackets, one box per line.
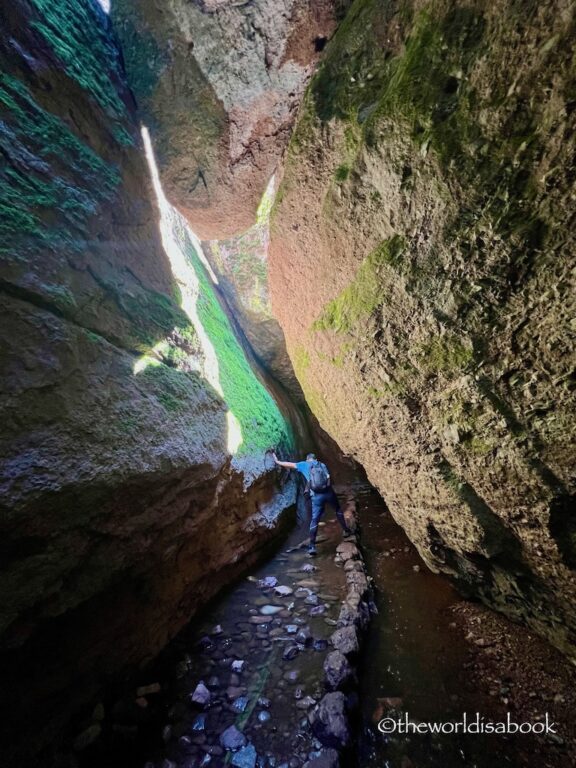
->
[77, 481, 527, 768]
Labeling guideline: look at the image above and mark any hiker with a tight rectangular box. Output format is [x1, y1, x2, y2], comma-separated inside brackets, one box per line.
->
[272, 451, 353, 556]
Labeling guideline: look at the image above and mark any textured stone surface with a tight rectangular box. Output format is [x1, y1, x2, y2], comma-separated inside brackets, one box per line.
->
[203, 184, 306, 400]
[0, 1, 296, 760]
[111, 0, 337, 238]
[270, 0, 576, 657]
[309, 691, 350, 749]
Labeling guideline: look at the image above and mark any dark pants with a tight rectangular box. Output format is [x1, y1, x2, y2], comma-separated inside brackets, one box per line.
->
[309, 487, 348, 546]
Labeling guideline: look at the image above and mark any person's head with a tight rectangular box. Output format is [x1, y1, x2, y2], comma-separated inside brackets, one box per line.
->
[306, 452, 317, 463]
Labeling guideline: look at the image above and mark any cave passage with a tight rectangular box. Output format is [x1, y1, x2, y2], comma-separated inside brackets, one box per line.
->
[63, 478, 560, 768]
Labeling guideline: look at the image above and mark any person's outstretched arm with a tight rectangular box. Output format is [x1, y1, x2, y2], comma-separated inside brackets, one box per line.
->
[272, 452, 297, 470]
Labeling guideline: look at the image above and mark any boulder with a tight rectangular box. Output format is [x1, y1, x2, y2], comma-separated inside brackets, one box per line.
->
[309, 692, 350, 749]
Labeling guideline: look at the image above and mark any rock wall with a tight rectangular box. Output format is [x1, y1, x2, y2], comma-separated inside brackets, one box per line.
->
[0, 1, 297, 760]
[110, 0, 337, 238]
[269, 0, 576, 657]
[203, 177, 306, 399]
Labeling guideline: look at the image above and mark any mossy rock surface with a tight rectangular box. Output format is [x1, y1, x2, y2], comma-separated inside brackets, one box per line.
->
[269, 0, 576, 657]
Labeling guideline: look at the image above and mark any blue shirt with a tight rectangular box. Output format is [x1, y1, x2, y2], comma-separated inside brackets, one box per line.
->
[295, 460, 330, 489]
[295, 460, 313, 480]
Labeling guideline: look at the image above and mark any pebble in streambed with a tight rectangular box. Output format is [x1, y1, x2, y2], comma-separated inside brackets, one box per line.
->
[126, 524, 347, 768]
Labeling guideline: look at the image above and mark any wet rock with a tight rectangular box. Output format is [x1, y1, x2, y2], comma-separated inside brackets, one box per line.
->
[249, 616, 273, 624]
[335, 542, 359, 562]
[313, 639, 328, 652]
[303, 748, 340, 768]
[191, 682, 211, 706]
[301, 564, 317, 573]
[232, 696, 249, 713]
[296, 696, 317, 710]
[309, 605, 326, 617]
[220, 725, 247, 751]
[260, 605, 284, 615]
[309, 692, 350, 749]
[304, 594, 319, 606]
[211, 625, 224, 636]
[275, 585, 294, 597]
[258, 696, 271, 708]
[296, 627, 313, 646]
[284, 670, 300, 683]
[324, 651, 354, 690]
[192, 714, 207, 731]
[258, 710, 271, 723]
[330, 626, 359, 656]
[260, 576, 278, 588]
[286, 624, 299, 634]
[283, 645, 300, 661]
[295, 686, 304, 699]
[231, 744, 257, 768]
[346, 571, 368, 595]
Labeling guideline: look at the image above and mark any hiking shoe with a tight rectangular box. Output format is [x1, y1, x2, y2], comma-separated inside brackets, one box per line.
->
[308, 546, 317, 557]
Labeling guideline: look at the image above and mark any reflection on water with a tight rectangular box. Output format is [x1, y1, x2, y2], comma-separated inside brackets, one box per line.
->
[78, 513, 348, 768]
[355, 481, 519, 768]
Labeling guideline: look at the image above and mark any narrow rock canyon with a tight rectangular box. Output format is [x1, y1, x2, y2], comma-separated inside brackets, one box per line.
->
[0, 1, 574, 767]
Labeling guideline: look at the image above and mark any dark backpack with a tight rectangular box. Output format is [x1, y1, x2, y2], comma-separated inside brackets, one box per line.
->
[309, 462, 330, 492]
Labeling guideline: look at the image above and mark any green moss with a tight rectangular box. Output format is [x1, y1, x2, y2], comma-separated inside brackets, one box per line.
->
[43, 284, 78, 313]
[416, 334, 474, 374]
[141, 362, 197, 413]
[122, 288, 192, 351]
[178, 227, 293, 456]
[335, 164, 350, 183]
[0, 74, 120, 254]
[313, 235, 406, 333]
[29, 0, 131, 129]
[292, 345, 311, 376]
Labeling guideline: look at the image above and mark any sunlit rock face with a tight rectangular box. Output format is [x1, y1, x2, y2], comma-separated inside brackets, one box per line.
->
[203, 178, 306, 399]
[111, 0, 337, 238]
[269, 0, 576, 656]
[0, 1, 295, 759]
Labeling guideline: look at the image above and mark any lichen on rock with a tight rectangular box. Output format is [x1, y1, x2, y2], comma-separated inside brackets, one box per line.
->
[269, 0, 576, 657]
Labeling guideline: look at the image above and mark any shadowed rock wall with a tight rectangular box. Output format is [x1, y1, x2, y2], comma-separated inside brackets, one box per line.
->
[269, 0, 576, 657]
[0, 1, 297, 760]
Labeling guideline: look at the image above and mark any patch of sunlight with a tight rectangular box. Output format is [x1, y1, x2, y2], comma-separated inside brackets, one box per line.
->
[255, 173, 276, 225]
[140, 126, 292, 464]
[141, 126, 223, 396]
[133, 343, 163, 374]
[226, 410, 243, 454]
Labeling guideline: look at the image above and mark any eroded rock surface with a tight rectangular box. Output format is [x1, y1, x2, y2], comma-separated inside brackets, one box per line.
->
[0, 1, 296, 760]
[111, 0, 338, 238]
[269, 0, 576, 656]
